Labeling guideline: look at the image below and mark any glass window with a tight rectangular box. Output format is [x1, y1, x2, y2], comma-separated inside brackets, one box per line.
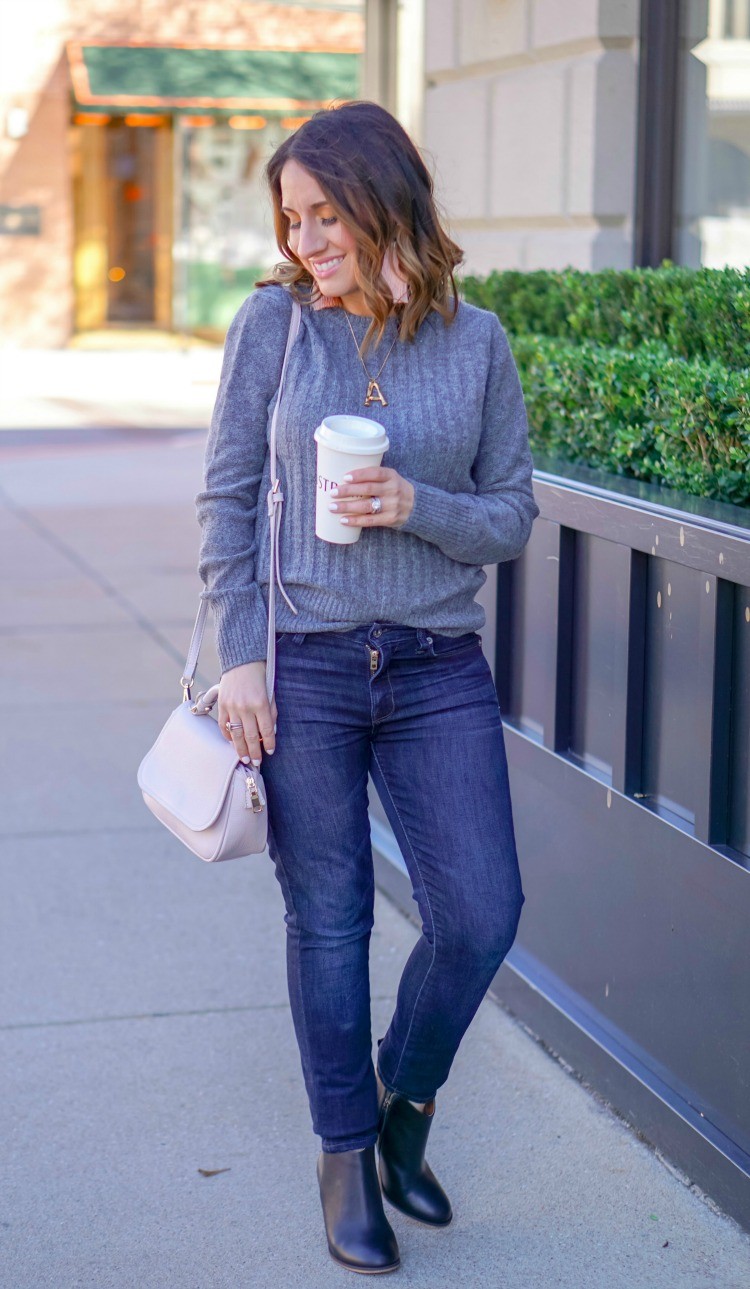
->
[174, 117, 294, 337]
[674, 0, 750, 267]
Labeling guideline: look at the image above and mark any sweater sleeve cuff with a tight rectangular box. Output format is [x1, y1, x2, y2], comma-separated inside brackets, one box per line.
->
[207, 585, 269, 673]
[398, 478, 466, 552]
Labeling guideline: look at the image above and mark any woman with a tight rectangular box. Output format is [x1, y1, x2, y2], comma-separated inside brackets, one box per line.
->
[196, 101, 539, 1275]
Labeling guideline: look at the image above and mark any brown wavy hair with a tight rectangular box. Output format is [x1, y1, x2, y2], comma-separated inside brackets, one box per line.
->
[255, 100, 464, 354]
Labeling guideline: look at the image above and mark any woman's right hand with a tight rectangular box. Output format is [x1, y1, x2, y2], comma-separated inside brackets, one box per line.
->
[217, 661, 277, 765]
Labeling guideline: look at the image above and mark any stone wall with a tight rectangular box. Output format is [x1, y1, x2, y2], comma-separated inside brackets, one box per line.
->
[422, 0, 640, 273]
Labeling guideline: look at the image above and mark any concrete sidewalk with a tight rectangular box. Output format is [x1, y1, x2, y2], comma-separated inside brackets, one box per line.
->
[0, 346, 222, 433]
[1, 431, 749, 1288]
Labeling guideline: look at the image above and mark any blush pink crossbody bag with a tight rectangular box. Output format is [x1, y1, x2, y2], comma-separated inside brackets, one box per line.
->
[136, 296, 302, 861]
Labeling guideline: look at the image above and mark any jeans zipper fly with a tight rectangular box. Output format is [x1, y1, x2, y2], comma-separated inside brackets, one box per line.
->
[368, 645, 379, 675]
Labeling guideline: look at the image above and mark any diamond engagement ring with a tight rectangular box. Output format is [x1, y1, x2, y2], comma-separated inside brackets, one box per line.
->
[370, 496, 382, 514]
[226, 721, 244, 731]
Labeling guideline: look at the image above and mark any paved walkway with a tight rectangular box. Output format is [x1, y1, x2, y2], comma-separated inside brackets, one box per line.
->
[1, 428, 749, 1288]
[0, 346, 222, 434]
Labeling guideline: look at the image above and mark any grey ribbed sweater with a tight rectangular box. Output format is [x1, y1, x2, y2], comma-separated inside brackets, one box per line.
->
[196, 284, 539, 673]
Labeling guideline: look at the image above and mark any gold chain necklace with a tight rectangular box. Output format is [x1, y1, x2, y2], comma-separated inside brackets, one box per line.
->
[344, 312, 399, 407]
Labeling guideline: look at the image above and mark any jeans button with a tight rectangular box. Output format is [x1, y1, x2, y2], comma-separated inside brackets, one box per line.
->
[374, 628, 382, 637]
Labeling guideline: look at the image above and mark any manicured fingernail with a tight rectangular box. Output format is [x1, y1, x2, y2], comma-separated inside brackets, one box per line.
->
[340, 517, 350, 524]
[330, 486, 338, 496]
[266, 749, 275, 756]
[241, 755, 251, 764]
[328, 502, 338, 511]
[343, 474, 353, 482]
[252, 758, 262, 767]
[273, 722, 277, 733]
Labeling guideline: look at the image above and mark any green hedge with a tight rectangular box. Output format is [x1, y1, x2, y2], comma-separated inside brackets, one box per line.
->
[461, 265, 750, 369]
[512, 334, 750, 507]
[460, 266, 750, 507]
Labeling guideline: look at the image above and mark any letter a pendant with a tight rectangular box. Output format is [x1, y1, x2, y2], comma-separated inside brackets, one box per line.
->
[365, 380, 388, 408]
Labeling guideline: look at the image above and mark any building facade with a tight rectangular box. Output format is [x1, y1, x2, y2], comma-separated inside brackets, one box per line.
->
[366, 0, 750, 276]
[2, 1, 749, 346]
[0, 1, 363, 346]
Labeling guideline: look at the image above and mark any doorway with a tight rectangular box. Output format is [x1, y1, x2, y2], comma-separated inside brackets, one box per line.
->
[73, 117, 172, 333]
[106, 121, 156, 322]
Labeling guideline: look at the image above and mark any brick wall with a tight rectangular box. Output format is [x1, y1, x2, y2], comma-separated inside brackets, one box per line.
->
[65, 0, 362, 51]
[0, 0, 363, 347]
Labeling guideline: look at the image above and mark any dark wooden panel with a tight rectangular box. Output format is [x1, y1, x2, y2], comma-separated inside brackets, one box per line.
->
[641, 559, 711, 830]
[534, 474, 750, 587]
[553, 527, 575, 754]
[505, 728, 750, 1155]
[729, 585, 750, 858]
[504, 519, 562, 744]
[613, 549, 648, 797]
[694, 575, 733, 846]
[568, 535, 626, 782]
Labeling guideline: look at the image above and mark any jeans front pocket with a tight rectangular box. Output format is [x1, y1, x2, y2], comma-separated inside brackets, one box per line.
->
[275, 631, 307, 648]
[429, 630, 483, 658]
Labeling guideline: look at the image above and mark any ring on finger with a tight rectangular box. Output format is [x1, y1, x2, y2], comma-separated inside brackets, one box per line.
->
[226, 720, 244, 731]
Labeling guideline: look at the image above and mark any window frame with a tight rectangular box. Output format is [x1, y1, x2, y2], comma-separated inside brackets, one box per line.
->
[633, 0, 682, 267]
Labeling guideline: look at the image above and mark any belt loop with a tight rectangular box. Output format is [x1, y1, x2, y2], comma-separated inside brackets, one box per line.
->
[416, 628, 435, 655]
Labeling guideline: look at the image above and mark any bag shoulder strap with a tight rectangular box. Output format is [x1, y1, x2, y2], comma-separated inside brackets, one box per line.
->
[264, 295, 302, 699]
[181, 292, 302, 703]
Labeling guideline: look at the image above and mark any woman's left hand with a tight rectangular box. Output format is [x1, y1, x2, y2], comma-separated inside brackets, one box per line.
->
[327, 467, 415, 529]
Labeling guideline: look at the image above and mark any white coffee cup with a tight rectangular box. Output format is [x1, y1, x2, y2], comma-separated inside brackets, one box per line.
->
[314, 414, 390, 544]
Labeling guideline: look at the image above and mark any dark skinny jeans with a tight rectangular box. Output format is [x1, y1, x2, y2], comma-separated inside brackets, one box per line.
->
[260, 622, 525, 1152]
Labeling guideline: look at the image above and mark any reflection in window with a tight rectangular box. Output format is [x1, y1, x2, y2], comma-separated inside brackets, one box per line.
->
[175, 119, 290, 335]
[675, 0, 750, 267]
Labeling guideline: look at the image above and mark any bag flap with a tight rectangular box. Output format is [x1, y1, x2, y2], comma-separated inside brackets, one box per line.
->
[137, 701, 239, 831]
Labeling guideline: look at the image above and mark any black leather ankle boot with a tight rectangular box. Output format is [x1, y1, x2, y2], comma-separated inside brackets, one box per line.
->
[317, 1145, 401, 1274]
[377, 1089, 453, 1226]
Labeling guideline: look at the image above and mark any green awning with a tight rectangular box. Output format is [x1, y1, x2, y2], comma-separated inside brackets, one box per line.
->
[68, 43, 359, 111]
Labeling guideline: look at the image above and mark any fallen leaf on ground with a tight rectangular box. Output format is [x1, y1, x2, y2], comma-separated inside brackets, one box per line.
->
[197, 1167, 231, 1178]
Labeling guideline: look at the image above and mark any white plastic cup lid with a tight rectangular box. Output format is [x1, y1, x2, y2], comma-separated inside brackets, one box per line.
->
[314, 414, 389, 456]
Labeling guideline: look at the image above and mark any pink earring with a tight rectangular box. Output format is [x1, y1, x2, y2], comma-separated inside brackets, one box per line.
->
[381, 245, 409, 303]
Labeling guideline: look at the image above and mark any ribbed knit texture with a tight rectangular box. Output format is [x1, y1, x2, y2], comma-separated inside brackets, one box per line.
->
[196, 284, 539, 673]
